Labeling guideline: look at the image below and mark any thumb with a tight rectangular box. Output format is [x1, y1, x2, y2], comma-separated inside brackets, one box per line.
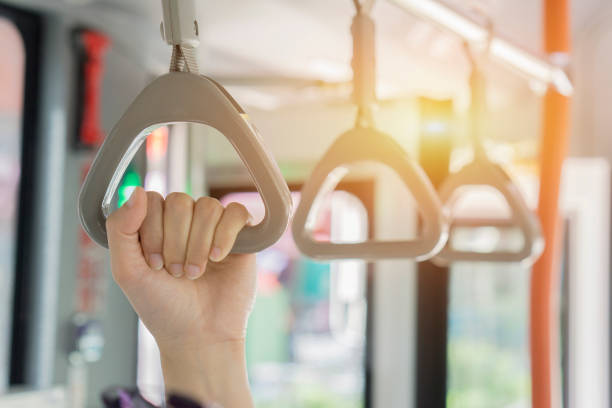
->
[106, 186, 148, 285]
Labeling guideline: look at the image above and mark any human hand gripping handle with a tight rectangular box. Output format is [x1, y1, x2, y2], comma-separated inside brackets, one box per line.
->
[106, 187, 256, 408]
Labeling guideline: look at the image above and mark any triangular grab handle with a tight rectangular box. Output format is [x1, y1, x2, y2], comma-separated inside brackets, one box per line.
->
[292, 126, 448, 261]
[78, 72, 292, 253]
[434, 160, 543, 265]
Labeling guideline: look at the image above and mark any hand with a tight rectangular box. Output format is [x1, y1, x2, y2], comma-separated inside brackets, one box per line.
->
[106, 187, 256, 407]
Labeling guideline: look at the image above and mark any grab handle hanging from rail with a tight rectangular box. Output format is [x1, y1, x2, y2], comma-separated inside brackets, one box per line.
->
[433, 38, 543, 265]
[78, 0, 292, 253]
[291, 1, 448, 261]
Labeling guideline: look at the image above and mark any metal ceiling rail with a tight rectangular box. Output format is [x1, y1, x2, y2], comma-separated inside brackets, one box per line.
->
[386, 0, 573, 96]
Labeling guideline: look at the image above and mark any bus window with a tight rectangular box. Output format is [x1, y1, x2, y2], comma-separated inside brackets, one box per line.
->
[445, 184, 534, 407]
[0, 17, 25, 394]
[447, 263, 531, 407]
[220, 190, 368, 407]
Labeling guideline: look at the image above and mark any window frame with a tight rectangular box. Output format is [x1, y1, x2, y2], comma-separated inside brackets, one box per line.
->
[0, 2, 43, 387]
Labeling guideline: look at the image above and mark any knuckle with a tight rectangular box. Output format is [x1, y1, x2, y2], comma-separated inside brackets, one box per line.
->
[225, 202, 248, 217]
[140, 229, 161, 248]
[165, 192, 193, 211]
[195, 196, 223, 215]
[146, 191, 164, 205]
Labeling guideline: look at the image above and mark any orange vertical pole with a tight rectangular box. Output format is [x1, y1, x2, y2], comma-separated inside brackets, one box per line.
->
[530, 1, 571, 408]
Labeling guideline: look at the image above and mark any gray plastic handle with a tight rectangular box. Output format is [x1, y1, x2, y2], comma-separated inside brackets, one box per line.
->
[292, 126, 448, 261]
[78, 72, 292, 253]
[434, 160, 543, 265]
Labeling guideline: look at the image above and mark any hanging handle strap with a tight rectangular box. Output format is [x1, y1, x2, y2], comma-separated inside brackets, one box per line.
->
[292, 126, 447, 261]
[434, 27, 543, 265]
[464, 41, 488, 160]
[463, 14, 494, 159]
[292, 1, 447, 260]
[434, 160, 543, 265]
[78, 73, 293, 252]
[351, 0, 376, 127]
[79, 1, 292, 253]
[160, 0, 200, 73]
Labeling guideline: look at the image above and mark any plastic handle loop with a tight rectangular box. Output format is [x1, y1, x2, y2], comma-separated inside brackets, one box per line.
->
[78, 72, 292, 253]
[292, 126, 448, 261]
[433, 160, 543, 265]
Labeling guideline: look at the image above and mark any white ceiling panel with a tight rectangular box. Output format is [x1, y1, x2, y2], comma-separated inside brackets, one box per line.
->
[3, 0, 605, 109]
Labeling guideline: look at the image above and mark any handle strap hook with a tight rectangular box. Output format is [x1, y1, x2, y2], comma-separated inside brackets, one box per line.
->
[352, 0, 376, 15]
[160, 0, 200, 73]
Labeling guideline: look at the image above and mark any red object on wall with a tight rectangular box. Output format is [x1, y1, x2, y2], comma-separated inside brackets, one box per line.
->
[74, 30, 110, 314]
[77, 30, 110, 147]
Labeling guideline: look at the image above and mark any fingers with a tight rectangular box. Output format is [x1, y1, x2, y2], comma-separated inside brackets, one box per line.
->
[107, 186, 148, 238]
[184, 197, 224, 280]
[210, 202, 251, 262]
[106, 187, 148, 284]
[163, 193, 194, 278]
[132, 192, 251, 280]
[139, 191, 165, 270]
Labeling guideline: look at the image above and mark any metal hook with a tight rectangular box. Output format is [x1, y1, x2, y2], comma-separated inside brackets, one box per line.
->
[161, 0, 200, 73]
[482, 15, 494, 54]
[352, 0, 376, 15]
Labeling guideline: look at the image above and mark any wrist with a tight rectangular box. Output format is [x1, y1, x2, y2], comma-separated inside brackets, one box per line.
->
[160, 339, 253, 408]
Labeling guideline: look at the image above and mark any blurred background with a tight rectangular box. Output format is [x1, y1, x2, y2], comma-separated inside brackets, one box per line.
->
[0, 0, 610, 407]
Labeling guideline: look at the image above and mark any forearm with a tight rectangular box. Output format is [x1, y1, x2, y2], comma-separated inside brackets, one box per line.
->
[160, 340, 254, 408]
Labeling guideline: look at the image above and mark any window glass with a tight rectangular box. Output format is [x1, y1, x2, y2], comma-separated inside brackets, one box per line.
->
[0, 17, 25, 394]
[447, 263, 531, 406]
[221, 191, 368, 408]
